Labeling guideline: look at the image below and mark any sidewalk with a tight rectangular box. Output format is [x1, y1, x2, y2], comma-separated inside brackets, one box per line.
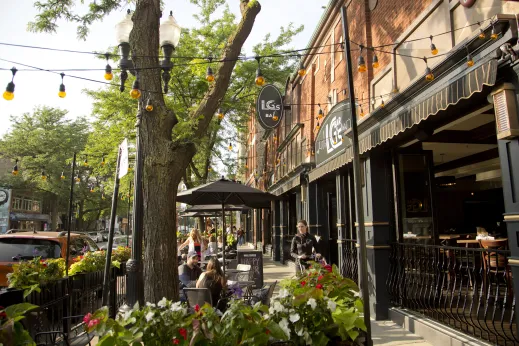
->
[258, 252, 433, 346]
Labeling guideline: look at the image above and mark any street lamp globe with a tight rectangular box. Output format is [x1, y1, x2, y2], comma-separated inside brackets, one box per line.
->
[115, 9, 133, 45]
[160, 11, 181, 49]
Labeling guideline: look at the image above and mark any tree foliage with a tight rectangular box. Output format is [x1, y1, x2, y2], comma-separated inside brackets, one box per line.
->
[0, 106, 114, 231]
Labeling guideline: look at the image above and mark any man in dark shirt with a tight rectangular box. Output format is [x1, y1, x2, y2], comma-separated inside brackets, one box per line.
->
[178, 251, 202, 288]
[291, 220, 321, 273]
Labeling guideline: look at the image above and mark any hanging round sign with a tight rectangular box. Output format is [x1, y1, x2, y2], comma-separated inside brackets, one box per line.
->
[256, 84, 284, 130]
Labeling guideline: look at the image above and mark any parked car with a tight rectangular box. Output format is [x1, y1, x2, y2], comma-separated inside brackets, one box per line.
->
[0, 230, 100, 287]
[99, 230, 122, 241]
[100, 235, 131, 250]
[87, 231, 105, 243]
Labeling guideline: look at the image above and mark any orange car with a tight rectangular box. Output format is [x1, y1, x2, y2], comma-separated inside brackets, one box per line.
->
[0, 230, 100, 287]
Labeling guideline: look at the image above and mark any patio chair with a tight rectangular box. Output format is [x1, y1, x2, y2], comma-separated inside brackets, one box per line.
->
[250, 281, 277, 306]
[183, 288, 213, 308]
[29, 312, 93, 346]
[236, 264, 253, 281]
[479, 239, 512, 299]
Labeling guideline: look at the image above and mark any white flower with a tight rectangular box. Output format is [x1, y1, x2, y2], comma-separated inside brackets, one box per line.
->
[289, 313, 300, 323]
[327, 300, 337, 312]
[279, 318, 291, 338]
[263, 314, 270, 320]
[304, 331, 312, 344]
[123, 310, 132, 320]
[145, 311, 154, 322]
[307, 298, 317, 310]
[272, 301, 285, 313]
[170, 302, 183, 312]
[157, 297, 168, 308]
[296, 328, 304, 336]
[146, 302, 156, 308]
[278, 288, 290, 298]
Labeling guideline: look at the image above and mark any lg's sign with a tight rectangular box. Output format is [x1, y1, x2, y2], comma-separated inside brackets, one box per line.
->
[256, 84, 284, 130]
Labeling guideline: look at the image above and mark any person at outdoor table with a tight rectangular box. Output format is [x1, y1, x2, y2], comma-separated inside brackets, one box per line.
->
[291, 219, 321, 270]
[217, 235, 223, 249]
[178, 251, 202, 289]
[178, 228, 205, 260]
[207, 235, 218, 255]
[196, 258, 227, 307]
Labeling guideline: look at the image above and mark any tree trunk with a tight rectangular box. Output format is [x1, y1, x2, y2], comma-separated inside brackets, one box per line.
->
[131, 0, 261, 302]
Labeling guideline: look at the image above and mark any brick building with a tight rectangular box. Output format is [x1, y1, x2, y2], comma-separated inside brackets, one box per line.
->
[243, 0, 519, 343]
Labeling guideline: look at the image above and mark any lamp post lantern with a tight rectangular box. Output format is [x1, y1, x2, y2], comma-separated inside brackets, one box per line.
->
[159, 11, 181, 93]
[115, 9, 135, 92]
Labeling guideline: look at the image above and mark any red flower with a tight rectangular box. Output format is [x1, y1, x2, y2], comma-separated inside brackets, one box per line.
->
[172, 339, 180, 344]
[301, 280, 307, 287]
[324, 265, 332, 273]
[316, 284, 323, 289]
[80, 255, 84, 260]
[194, 304, 200, 312]
[41, 262, 47, 267]
[318, 275, 323, 281]
[83, 313, 92, 324]
[266, 329, 270, 335]
[179, 328, 188, 340]
[0, 307, 6, 320]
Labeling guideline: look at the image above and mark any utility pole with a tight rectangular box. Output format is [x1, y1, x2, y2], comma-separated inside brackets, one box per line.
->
[341, 5, 373, 345]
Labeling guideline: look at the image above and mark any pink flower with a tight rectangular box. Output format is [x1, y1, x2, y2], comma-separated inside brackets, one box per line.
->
[87, 318, 100, 328]
[318, 275, 323, 281]
[172, 339, 180, 344]
[179, 328, 187, 340]
[83, 313, 92, 324]
[301, 280, 307, 287]
[316, 284, 323, 289]
[194, 304, 200, 312]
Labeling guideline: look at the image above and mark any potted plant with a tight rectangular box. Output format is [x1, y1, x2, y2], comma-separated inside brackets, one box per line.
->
[7, 257, 66, 298]
[0, 303, 38, 346]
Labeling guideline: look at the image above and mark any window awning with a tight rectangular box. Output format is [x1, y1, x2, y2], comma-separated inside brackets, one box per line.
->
[308, 59, 498, 183]
[10, 213, 50, 222]
[269, 168, 306, 196]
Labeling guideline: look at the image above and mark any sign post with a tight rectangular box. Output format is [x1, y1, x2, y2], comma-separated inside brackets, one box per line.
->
[102, 138, 128, 306]
[256, 84, 284, 130]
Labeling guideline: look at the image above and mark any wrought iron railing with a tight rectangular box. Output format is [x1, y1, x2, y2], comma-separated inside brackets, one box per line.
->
[340, 239, 358, 284]
[0, 263, 128, 344]
[387, 242, 518, 345]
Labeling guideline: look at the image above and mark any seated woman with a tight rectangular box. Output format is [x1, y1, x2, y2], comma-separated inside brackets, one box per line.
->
[217, 236, 223, 250]
[207, 235, 218, 256]
[196, 258, 227, 307]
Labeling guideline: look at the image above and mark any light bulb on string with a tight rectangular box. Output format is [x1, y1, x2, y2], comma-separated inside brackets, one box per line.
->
[272, 114, 279, 121]
[477, 22, 486, 39]
[104, 53, 113, 80]
[316, 120, 320, 131]
[358, 46, 367, 72]
[359, 104, 365, 117]
[145, 99, 153, 112]
[490, 22, 499, 40]
[130, 79, 142, 99]
[90, 185, 95, 193]
[228, 142, 233, 151]
[255, 57, 265, 86]
[430, 36, 438, 55]
[372, 52, 379, 68]
[297, 56, 306, 77]
[206, 56, 214, 83]
[101, 156, 106, 166]
[60, 171, 65, 180]
[83, 156, 89, 167]
[217, 108, 224, 120]
[466, 50, 474, 67]
[12, 159, 19, 176]
[58, 73, 66, 98]
[318, 105, 323, 119]
[41, 171, 47, 181]
[424, 57, 434, 82]
[3, 67, 17, 101]
[75, 175, 81, 183]
[380, 98, 385, 108]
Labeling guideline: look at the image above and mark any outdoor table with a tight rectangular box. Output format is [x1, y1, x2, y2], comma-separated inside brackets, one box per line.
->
[456, 238, 508, 245]
[439, 234, 460, 240]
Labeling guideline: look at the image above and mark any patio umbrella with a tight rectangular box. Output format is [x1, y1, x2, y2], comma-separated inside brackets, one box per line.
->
[177, 178, 278, 276]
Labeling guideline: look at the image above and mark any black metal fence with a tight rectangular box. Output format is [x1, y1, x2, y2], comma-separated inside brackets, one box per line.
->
[0, 263, 127, 344]
[387, 242, 518, 345]
[340, 239, 358, 284]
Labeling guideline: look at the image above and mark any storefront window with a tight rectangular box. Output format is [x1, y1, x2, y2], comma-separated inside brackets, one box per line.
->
[398, 153, 435, 241]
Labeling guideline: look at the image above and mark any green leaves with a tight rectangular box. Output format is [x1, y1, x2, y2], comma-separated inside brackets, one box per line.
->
[4, 303, 38, 320]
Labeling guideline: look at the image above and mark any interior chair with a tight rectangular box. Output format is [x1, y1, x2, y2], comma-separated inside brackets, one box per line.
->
[479, 239, 512, 299]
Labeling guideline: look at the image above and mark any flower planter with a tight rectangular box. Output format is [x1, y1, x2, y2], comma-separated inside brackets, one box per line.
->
[0, 288, 24, 307]
[72, 273, 86, 290]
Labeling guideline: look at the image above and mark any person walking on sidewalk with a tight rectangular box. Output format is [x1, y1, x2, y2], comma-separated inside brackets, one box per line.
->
[290, 220, 321, 274]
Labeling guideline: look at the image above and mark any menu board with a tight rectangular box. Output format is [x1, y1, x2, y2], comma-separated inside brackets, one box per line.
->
[237, 250, 263, 288]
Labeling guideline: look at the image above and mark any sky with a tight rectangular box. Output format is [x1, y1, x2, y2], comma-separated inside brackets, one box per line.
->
[0, 1, 327, 137]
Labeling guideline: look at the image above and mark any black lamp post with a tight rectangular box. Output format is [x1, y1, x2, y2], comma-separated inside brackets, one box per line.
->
[118, 9, 182, 308]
